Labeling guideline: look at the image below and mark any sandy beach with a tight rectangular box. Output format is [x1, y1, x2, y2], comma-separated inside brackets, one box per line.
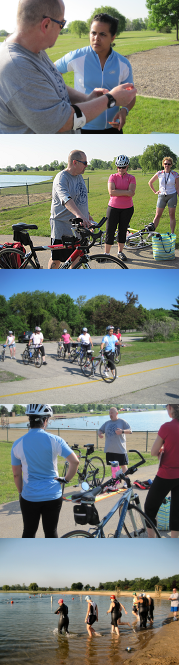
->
[124, 619, 179, 665]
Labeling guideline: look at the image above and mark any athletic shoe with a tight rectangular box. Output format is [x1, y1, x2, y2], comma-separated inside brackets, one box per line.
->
[122, 482, 128, 489]
[117, 252, 127, 262]
[103, 371, 109, 377]
[43, 361, 47, 365]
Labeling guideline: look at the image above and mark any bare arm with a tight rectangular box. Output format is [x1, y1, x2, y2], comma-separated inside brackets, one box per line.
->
[64, 199, 91, 227]
[64, 452, 79, 482]
[115, 428, 132, 435]
[110, 96, 136, 131]
[57, 83, 136, 133]
[107, 602, 113, 614]
[151, 434, 164, 457]
[108, 182, 136, 197]
[148, 173, 159, 193]
[98, 430, 104, 438]
[12, 465, 23, 493]
[175, 176, 179, 196]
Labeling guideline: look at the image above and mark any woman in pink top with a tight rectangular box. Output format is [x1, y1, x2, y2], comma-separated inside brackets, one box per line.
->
[60, 329, 73, 358]
[105, 155, 136, 261]
[145, 404, 179, 538]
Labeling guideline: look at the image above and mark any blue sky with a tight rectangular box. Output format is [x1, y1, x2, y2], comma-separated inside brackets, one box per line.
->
[0, 135, 178, 170]
[0, 540, 178, 586]
[0, 271, 178, 310]
[0, 0, 148, 33]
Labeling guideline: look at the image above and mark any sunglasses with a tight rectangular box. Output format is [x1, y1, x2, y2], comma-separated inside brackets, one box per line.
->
[76, 160, 88, 166]
[43, 16, 66, 29]
[118, 166, 128, 170]
[164, 163, 171, 166]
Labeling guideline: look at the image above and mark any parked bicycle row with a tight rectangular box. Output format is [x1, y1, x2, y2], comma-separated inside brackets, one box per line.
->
[10, 404, 179, 539]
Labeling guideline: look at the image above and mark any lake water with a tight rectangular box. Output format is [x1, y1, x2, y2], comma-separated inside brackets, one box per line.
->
[0, 593, 170, 665]
[9, 410, 170, 432]
[0, 175, 52, 187]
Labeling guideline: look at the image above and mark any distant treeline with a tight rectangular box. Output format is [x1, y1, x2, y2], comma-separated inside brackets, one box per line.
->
[2, 575, 178, 593]
[0, 291, 178, 340]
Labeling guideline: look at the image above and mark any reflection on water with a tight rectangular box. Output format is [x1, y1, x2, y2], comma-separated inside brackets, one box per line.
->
[0, 594, 170, 665]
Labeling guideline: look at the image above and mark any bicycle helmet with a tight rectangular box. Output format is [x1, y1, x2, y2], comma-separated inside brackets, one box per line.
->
[115, 155, 129, 168]
[106, 325, 114, 332]
[8, 331, 13, 334]
[63, 329, 67, 333]
[35, 327, 41, 332]
[82, 327, 88, 332]
[25, 404, 53, 418]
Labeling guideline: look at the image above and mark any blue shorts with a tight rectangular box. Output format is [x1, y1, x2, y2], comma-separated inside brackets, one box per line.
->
[171, 606, 179, 612]
[157, 192, 177, 209]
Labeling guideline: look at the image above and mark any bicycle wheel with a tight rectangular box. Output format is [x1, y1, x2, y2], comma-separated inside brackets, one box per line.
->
[34, 351, 42, 368]
[86, 456, 105, 487]
[81, 359, 93, 377]
[100, 359, 116, 383]
[80, 350, 88, 368]
[58, 347, 65, 360]
[73, 254, 128, 269]
[22, 349, 29, 365]
[1, 350, 5, 362]
[125, 233, 152, 250]
[61, 530, 93, 538]
[70, 351, 78, 364]
[0, 247, 37, 269]
[114, 348, 121, 364]
[119, 503, 161, 538]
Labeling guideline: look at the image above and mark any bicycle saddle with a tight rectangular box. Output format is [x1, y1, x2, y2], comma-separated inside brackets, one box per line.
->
[70, 486, 101, 503]
[12, 223, 38, 230]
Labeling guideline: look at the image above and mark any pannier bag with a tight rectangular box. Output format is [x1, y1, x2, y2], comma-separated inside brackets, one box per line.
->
[0, 242, 26, 268]
[157, 497, 170, 530]
[73, 503, 100, 526]
[86, 445, 94, 455]
[152, 233, 176, 261]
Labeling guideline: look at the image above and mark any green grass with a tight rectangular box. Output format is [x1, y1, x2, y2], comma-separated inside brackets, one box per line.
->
[0, 370, 24, 382]
[123, 96, 178, 133]
[0, 441, 157, 504]
[0, 169, 179, 244]
[91, 340, 179, 365]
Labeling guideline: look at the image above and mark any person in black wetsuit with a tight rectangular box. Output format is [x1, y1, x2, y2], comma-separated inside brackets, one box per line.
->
[138, 594, 149, 628]
[85, 596, 99, 637]
[147, 595, 154, 625]
[107, 594, 131, 635]
[55, 599, 69, 634]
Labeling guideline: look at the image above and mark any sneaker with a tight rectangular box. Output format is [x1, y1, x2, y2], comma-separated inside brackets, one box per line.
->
[122, 482, 127, 489]
[173, 617, 177, 621]
[43, 361, 47, 365]
[103, 371, 109, 377]
[117, 252, 127, 262]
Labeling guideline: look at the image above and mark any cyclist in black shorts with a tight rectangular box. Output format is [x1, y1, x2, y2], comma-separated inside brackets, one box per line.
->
[104, 155, 136, 262]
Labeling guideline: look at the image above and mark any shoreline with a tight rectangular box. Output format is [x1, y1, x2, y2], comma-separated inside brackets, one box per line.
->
[0, 590, 171, 599]
[126, 617, 179, 665]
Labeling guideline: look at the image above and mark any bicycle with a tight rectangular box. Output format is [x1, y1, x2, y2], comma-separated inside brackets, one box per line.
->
[69, 344, 89, 366]
[1, 345, 6, 362]
[125, 224, 159, 251]
[57, 342, 66, 360]
[62, 443, 105, 492]
[21, 344, 42, 368]
[114, 345, 121, 364]
[0, 218, 128, 269]
[59, 451, 161, 538]
[81, 350, 117, 383]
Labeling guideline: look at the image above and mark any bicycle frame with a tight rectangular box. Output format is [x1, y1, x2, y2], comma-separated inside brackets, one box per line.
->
[81, 486, 133, 538]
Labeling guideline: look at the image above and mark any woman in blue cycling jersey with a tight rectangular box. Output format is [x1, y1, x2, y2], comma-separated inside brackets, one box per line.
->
[11, 404, 79, 538]
[55, 13, 135, 134]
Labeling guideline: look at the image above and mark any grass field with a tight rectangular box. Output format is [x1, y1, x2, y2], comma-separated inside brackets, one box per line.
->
[0, 442, 157, 504]
[0, 31, 178, 132]
[83, 340, 179, 365]
[0, 169, 179, 244]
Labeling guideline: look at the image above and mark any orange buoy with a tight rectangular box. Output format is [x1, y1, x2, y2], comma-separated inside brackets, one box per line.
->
[11, 601, 14, 604]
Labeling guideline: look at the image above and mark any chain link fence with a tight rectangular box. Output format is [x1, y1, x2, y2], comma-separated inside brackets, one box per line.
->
[0, 427, 157, 452]
[0, 178, 89, 210]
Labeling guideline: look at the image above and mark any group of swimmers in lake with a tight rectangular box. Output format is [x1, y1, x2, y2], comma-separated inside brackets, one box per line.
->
[54, 593, 155, 637]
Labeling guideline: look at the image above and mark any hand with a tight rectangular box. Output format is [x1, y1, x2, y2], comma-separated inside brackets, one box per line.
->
[115, 428, 123, 435]
[125, 610, 127, 614]
[80, 216, 92, 229]
[109, 108, 127, 131]
[108, 83, 136, 107]
[88, 87, 109, 100]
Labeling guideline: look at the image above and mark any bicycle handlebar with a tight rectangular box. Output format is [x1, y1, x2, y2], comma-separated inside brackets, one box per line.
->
[55, 476, 68, 484]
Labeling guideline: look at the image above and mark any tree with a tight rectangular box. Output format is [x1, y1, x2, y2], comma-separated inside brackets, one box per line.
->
[2, 585, 10, 591]
[129, 156, 141, 170]
[71, 582, 83, 590]
[29, 582, 38, 591]
[0, 406, 9, 415]
[170, 296, 179, 319]
[146, 0, 179, 40]
[87, 6, 126, 36]
[70, 21, 88, 38]
[140, 143, 177, 173]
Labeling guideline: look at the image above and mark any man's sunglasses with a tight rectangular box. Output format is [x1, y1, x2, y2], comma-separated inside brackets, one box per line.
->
[76, 160, 88, 166]
[43, 16, 66, 29]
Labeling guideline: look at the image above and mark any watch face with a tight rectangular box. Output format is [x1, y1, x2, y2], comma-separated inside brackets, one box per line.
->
[110, 100, 116, 108]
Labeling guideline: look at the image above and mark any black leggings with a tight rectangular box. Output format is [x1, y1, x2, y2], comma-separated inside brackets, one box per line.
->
[144, 475, 179, 531]
[106, 206, 134, 245]
[20, 496, 62, 538]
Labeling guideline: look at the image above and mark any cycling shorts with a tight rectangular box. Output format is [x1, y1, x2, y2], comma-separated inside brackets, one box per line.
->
[157, 192, 177, 209]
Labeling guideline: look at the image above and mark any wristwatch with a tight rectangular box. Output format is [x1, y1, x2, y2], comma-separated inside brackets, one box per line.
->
[105, 93, 116, 108]
[122, 430, 124, 434]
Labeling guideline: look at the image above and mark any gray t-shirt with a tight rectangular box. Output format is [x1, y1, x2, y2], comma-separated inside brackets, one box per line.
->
[99, 418, 130, 454]
[170, 593, 179, 607]
[0, 41, 77, 134]
[50, 170, 89, 240]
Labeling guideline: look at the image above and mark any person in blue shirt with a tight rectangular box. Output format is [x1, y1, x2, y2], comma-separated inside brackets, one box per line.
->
[11, 404, 79, 538]
[101, 325, 120, 376]
[55, 13, 135, 133]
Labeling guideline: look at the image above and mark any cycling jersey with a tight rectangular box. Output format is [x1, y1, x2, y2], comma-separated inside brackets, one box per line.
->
[79, 333, 91, 345]
[61, 333, 71, 344]
[11, 428, 72, 501]
[55, 46, 133, 130]
[30, 333, 41, 347]
[157, 170, 179, 195]
[102, 334, 117, 352]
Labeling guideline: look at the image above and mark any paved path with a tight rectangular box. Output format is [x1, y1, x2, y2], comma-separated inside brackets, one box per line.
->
[0, 341, 178, 403]
[0, 235, 178, 269]
[0, 464, 170, 539]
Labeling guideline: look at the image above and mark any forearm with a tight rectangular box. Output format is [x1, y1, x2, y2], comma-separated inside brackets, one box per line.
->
[109, 189, 134, 197]
[66, 86, 88, 103]
[12, 471, 23, 492]
[65, 460, 79, 482]
[65, 200, 84, 218]
[77, 96, 108, 124]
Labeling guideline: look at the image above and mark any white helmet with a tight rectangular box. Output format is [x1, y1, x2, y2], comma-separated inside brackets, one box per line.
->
[63, 329, 67, 333]
[25, 404, 53, 418]
[35, 327, 41, 332]
[9, 330, 13, 334]
[82, 327, 87, 332]
[115, 155, 129, 168]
